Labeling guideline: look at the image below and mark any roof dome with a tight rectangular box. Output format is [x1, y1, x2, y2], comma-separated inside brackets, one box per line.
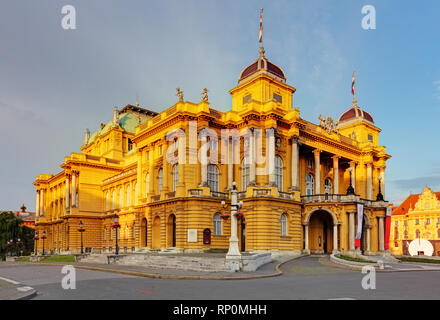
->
[238, 53, 286, 85]
[337, 100, 374, 126]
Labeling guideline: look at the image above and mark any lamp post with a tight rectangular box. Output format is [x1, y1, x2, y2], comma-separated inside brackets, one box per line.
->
[346, 167, 355, 195]
[17, 238, 21, 256]
[112, 214, 121, 255]
[78, 220, 86, 254]
[41, 231, 47, 256]
[34, 232, 39, 255]
[376, 175, 384, 201]
[6, 240, 13, 256]
[225, 182, 243, 270]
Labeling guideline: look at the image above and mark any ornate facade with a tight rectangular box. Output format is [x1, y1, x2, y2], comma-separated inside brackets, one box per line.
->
[33, 45, 391, 256]
[390, 187, 440, 256]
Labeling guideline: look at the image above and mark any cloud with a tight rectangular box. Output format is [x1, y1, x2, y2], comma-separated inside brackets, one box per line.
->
[389, 176, 440, 192]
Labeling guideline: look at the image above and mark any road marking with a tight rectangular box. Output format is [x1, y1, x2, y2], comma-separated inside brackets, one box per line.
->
[0, 276, 20, 285]
[17, 286, 34, 292]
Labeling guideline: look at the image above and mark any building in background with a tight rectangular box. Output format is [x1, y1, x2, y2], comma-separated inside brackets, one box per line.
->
[390, 187, 440, 256]
[33, 29, 391, 256]
[15, 204, 36, 229]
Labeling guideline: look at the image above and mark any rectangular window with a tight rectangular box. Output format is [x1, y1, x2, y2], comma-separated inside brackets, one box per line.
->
[416, 219, 419, 225]
[146, 150, 149, 160]
[368, 134, 373, 142]
[273, 93, 282, 103]
[404, 220, 408, 226]
[395, 221, 398, 226]
[243, 94, 252, 104]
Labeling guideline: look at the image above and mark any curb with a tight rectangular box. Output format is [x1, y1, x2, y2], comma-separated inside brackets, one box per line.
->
[0, 276, 37, 300]
[2, 255, 306, 281]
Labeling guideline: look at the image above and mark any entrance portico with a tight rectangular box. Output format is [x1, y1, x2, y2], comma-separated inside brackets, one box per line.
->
[303, 208, 340, 254]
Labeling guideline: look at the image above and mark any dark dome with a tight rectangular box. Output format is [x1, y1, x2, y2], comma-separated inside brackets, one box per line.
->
[338, 103, 374, 125]
[238, 54, 286, 84]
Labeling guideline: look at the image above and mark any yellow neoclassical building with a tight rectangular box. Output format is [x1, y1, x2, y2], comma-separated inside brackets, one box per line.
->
[33, 42, 391, 256]
[390, 187, 440, 256]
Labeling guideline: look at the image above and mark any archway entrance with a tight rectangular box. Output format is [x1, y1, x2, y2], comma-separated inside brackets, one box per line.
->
[140, 218, 147, 247]
[152, 216, 161, 249]
[167, 214, 176, 248]
[308, 210, 334, 254]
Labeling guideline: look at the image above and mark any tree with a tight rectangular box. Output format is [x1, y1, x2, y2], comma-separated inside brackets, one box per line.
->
[0, 212, 35, 260]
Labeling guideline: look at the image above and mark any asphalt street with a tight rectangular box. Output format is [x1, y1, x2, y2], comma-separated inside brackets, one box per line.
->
[0, 256, 439, 300]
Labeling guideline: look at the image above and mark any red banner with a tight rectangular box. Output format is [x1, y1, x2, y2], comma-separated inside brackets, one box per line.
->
[384, 207, 392, 250]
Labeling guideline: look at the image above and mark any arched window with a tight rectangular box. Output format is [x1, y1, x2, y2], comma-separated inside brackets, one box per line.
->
[128, 138, 133, 151]
[242, 157, 250, 192]
[119, 188, 123, 208]
[324, 178, 332, 195]
[146, 173, 150, 196]
[306, 174, 314, 196]
[126, 184, 131, 207]
[394, 229, 399, 240]
[281, 213, 288, 236]
[416, 229, 420, 238]
[158, 168, 163, 194]
[125, 224, 129, 240]
[275, 156, 283, 191]
[172, 165, 179, 192]
[207, 165, 219, 192]
[213, 213, 222, 235]
[112, 190, 116, 209]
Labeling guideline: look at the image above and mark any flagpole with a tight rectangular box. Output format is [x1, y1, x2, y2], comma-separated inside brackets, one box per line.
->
[259, 8, 264, 56]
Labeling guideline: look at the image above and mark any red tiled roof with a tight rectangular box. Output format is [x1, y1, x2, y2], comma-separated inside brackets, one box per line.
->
[392, 192, 440, 215]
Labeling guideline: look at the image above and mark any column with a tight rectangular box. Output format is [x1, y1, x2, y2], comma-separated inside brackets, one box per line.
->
[378, 216, 385, 252]
[332, 156, 339, 194]
[71, 172, 77, 208]
[227, 138, 233, 190]
[149, 160, 154, 196]
[36, 190, 40, 217]
[333, 223, 339, 253]
[200, 135, 208, 187]
[313, 149, 321, 194]
[162, 143, 169, 193]
[290, 135, 299, 190]
[349, 212, 355, 251]
[65, 175, 70, 210]
[268, 129, 276, 187]
[40, 189, 44, 216]
[366, 163, 373, 200]
[380, 166, 386, 200]
[349, 161, 356, 192]
[303, 223, 310, 254]
[249, 128, 256, 186]
[366, 226, 371, 253]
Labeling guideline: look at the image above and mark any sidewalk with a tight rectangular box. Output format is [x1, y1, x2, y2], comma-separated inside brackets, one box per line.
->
[0, 277, 36, 300]
[2, 255, 301, 280]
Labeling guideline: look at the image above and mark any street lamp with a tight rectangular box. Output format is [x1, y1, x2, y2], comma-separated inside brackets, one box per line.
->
[34, 232, 39, 255]
[376, 175, 384, 201]
[226, 182, 243, 262]
[78, 220, 86, 254]
[17, 238, 21, 256]
[346, 167, 355, 195]
[41, 231, 47, 256]
[112, 214, 121, 255]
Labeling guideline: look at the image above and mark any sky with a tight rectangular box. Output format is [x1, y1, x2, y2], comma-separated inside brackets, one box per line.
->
[1, 0, 440, 211]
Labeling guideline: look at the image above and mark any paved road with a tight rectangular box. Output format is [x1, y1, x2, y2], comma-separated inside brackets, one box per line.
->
[1, 256, 440, 299]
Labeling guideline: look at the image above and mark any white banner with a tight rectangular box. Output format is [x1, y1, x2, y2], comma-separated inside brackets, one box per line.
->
[386, 206, 392, 217]
[355, 203, 364, 240]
